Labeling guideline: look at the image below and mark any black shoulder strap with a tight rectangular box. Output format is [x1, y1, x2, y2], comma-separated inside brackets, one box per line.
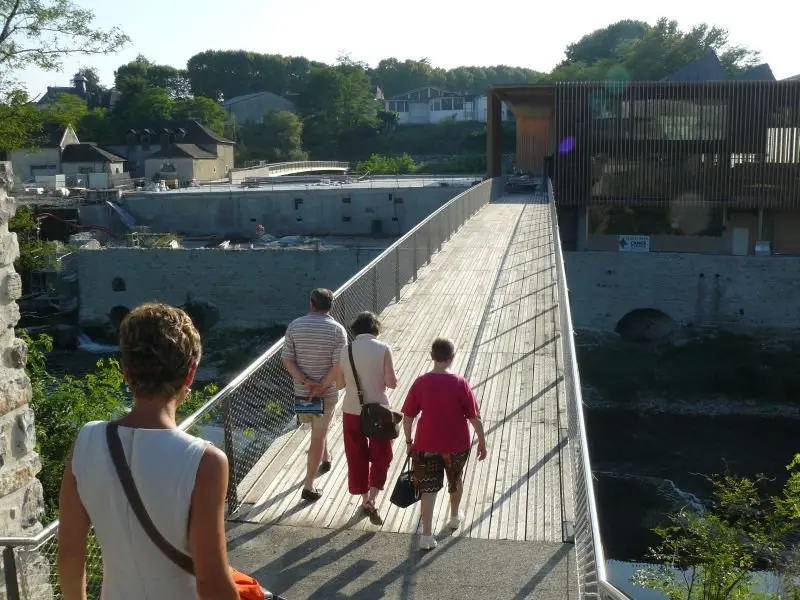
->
[105, 422, 195, 575]
[347, 343, 364, 406]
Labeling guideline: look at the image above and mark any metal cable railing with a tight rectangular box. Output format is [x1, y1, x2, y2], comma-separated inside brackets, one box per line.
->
[0, 177, 503, 600]
[547, 178, 630, 600]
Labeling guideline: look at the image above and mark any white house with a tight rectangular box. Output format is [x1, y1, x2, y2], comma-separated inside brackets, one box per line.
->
[384, 87, 512, 124]
[8, 124, 79, 181]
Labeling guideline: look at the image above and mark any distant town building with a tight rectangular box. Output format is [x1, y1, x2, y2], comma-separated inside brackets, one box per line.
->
[35, 73, 121, 109]
[221, 92, 295, 123]
[103, 120, 235, 183]
[7, 124, 80, 181]
[384, 87, 512, 124]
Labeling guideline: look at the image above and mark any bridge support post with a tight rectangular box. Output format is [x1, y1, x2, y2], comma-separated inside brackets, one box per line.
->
[487, 91, 503, 178]
[394, 247, 401, 302]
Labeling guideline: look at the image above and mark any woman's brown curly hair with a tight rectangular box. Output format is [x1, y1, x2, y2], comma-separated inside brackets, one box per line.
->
[119, 303, 202, 398]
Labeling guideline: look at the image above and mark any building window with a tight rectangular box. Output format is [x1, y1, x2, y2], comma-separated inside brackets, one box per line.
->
[442, 98, 453, 111]
[294, 198, 303, 210]
[589, 205, 724, 237]
[342, 197, 351, 204]
[432, 100, 441, 111]
[453, 98, 464, 110]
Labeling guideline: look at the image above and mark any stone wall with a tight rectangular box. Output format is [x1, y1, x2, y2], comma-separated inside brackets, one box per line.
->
[77, 245, 385, 329]
[78, 184, 462, 239]
[0, 163, 49, 598]
[564, 250, 800, 331]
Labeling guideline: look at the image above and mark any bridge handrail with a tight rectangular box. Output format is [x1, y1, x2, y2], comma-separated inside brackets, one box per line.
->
[0, 176, 503, 600]
[547, 178, 631, 600]
[229, 160, 350, 183]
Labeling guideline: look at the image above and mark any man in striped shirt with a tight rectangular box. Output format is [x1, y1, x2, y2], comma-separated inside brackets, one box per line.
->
[281, 288, 347, 502]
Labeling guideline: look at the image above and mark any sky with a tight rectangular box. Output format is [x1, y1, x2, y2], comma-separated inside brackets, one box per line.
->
[17, 0, 798, 97]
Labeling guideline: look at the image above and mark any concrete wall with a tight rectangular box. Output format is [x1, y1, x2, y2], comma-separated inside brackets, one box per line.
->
[62, 161, 124, 176]
[0, 162, 49, 598]
[144, 157, 220, 183]
[80, 186, 460, 238]
[9, 148, 61, 180]
[565, 250, 800, 331]
[77, 245, 385, 328]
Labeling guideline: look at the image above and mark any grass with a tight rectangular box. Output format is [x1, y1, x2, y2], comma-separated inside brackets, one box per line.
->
[576, 330, 800, 404]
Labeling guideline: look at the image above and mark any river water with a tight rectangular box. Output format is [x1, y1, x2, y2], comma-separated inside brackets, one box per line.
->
[588, 409, 799, 593]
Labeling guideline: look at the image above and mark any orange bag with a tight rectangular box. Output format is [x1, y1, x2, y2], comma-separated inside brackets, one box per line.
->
[232, 567, 266, 600]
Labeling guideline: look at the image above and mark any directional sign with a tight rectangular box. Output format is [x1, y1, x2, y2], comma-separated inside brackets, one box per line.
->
[617, 235, 650, 253]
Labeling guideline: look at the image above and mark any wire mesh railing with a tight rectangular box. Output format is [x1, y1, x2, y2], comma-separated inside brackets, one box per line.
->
[547, 178, 630, 600]
[0, 177, 502, 600]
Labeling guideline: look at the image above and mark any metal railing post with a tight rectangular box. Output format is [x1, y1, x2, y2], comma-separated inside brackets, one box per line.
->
[3, 547, 21, 600]
[372, 266, 379, 313]
[426, 225, 432, 265]
[223, 396, 238, 513]
[412, 235, 418, 281]
[394, 246, 401, 302]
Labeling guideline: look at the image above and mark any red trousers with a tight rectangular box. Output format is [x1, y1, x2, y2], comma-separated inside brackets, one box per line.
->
[343, 412, 393, 495]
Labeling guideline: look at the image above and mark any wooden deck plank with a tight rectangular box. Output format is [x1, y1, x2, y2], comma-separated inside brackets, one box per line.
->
[236, 196, 570, 545]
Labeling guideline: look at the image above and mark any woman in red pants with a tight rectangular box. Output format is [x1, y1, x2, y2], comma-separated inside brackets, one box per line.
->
[337, 311, 398, 525]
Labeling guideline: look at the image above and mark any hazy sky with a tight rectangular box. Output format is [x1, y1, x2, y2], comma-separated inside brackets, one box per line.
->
[17, 0, 797, 97]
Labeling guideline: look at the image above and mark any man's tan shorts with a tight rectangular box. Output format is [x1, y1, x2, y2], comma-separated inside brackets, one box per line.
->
[298, 397, 336, 437]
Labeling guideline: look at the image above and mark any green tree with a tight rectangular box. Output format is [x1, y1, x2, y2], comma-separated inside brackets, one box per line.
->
[355, 153, 419, 175]
[549, 18, 761, 82]
[111, 86, 174, 127]
[20, 331, 220, 519]
[185, 50, 322, 101]
[173, 96, 227, 135]
[43, 92, 88, 129]
[114, 55, 190, 99]
[0, 90, 44, 152]
[0, 0, 129, 92]
[560, 20, 648, 67]
[298, 58, 379, 158]
[238, 109, 307, 164]
[8, 206, 59, 285]
[633, 456, 800, 600]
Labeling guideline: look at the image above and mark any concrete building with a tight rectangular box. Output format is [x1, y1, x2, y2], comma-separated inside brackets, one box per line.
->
[486, 55, 800, 257]
[79, 178, 474, 238]
[103, 120, 235, 182]
[221, 91, 295, 123]
[34, 72, 121, 109]
[143, 143, 221, 183]
[8, 124, 79, 181]
[385, 87, 512, 124]
[61, 143, 125, 176]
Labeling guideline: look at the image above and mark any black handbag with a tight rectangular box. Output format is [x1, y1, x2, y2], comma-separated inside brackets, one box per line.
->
[390, 457, 420, 508]
[347, 343, 401, 441]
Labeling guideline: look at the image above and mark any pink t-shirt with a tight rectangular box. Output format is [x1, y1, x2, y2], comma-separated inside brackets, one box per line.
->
[401, 372, 479, 454]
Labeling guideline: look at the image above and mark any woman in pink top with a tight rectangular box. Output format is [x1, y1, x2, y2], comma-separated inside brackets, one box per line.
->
[401, 337, 487, 551]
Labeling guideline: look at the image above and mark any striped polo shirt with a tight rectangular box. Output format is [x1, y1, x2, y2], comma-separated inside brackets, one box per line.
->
[282, 312, 347, 399]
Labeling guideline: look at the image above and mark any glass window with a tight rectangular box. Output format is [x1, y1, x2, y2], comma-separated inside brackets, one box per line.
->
[442, 98, 453, 111]
[432, 100, 441, 111]
[589, 205, 723, 237]
[453, 98, 464, 110]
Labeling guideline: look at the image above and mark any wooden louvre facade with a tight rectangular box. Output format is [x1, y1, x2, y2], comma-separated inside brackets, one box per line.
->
[489, 81, 800, 210]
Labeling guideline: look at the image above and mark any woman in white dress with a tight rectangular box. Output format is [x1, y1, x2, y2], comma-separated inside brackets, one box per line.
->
[58, 302, 239, 600]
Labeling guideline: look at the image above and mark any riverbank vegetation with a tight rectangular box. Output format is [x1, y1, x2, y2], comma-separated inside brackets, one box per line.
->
[577, 331, 800, 407]
[21, 331, 217, 519]
[633, 455, 800, 599]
